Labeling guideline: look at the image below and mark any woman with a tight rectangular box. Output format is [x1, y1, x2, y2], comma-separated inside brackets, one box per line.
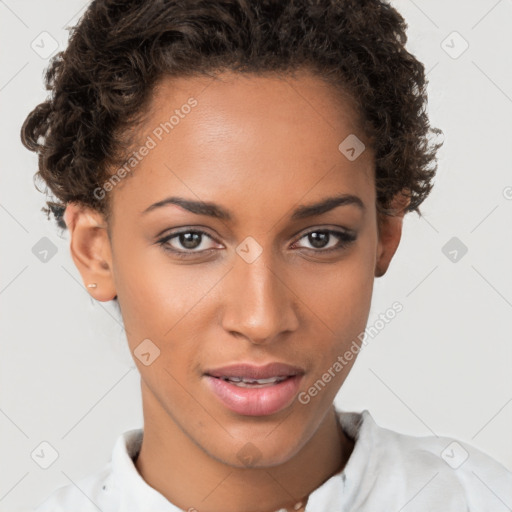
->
[21, 0, 511, 511]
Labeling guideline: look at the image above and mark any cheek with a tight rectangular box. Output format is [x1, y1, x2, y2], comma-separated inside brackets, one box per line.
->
[291, 237, 377, 400]
[112, 238, 218, 339]
[294, 241, 376, 406]
[295, 236, 376, 334]
[113, 252, 226, 402]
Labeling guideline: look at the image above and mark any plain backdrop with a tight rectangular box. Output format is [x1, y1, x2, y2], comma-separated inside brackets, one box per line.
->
[1, 0, 511, 510]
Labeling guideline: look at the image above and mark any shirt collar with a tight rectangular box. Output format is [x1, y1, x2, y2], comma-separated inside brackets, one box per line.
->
[112, 428, 181, 511]
[307, 409, 376, 508]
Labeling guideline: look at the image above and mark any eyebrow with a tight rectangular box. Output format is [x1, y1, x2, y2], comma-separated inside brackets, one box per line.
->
[141, 194, 365, 221]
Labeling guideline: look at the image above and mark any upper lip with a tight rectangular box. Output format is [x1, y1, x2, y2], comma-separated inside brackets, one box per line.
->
[204, 362, 305, 379]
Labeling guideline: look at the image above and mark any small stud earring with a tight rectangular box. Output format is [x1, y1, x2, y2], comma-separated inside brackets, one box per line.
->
[87, 283, 97, 289]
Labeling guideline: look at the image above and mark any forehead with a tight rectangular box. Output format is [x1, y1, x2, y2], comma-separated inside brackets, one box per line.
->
[147, 70, 367, 151]
[109, 70, 375, 223]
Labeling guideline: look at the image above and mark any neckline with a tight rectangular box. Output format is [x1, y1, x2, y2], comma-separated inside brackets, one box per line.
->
[116, 408, 371, 510]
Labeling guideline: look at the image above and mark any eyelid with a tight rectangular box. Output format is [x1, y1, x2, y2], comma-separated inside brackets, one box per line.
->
[155, 224, 222, 240]
[291, 225, 356, 241]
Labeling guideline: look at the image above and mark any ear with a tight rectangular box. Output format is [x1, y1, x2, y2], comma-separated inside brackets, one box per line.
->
[374, 190, 411, 278]
[64, 202, 117, 301]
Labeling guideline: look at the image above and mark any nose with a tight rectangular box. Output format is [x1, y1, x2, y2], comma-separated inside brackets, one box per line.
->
[220, 246, 300, 345]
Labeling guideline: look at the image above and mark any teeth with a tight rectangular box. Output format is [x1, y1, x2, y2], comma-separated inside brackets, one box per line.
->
[221, 376, 289, 386]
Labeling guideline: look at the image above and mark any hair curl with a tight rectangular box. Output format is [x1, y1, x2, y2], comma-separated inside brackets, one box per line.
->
[21, 0, 443, 234]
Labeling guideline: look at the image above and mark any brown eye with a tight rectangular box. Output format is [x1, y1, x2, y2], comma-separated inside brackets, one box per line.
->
[177, 232, 202, 250]
[292, 229, 356, 252]
[157, 229, 219, 256]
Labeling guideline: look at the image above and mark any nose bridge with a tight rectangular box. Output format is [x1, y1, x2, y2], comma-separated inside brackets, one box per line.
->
[220, 237, 298, 343]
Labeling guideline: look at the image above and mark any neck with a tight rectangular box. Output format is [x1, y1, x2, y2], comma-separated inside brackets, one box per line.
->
[134, 382, 354, 512]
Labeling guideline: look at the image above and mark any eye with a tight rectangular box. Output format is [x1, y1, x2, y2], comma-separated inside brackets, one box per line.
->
[156, 227, 357, 259]
[291, 229, 357, 253]
[157, 229, 220, 257]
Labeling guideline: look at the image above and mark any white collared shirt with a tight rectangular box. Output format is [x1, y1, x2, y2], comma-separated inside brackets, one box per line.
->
[35, 409, 512, 511]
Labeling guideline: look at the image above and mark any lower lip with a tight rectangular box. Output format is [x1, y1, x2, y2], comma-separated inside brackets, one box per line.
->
[204, 375, 303, 416]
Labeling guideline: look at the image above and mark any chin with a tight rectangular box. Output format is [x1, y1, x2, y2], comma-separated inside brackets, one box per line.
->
[203, 427, 304, 469]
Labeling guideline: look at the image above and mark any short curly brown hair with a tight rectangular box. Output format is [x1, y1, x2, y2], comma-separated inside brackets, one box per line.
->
[21, 0, 443, 232]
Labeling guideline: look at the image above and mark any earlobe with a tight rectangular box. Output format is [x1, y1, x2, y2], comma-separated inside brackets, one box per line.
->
[64, 202, 117, 301]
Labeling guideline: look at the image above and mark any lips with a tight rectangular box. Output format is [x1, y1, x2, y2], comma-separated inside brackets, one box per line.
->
[203, 362, 306, 416]
[204, 362, 305, 380]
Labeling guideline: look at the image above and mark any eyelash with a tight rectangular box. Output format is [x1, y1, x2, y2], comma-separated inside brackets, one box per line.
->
[156, 228, 357, 259]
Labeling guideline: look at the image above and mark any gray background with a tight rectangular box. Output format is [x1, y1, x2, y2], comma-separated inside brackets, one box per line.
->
[1, 0, 511, 510]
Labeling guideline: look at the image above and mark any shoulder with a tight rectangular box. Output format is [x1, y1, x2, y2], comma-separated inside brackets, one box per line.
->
[338, 409, 512, 511]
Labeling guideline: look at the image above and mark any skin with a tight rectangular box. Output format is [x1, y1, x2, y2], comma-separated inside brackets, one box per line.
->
[64, 70, 409, 512]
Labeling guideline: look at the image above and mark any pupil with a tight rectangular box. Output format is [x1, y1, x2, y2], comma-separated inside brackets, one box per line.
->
[180, 232, 201, 249]
[309, 231, 329, 248]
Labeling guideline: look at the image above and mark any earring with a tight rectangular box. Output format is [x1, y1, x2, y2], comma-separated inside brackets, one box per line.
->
[87, 283, 98, 288]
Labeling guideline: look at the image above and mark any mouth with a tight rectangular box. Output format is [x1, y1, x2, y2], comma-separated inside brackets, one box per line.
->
[203, 362, 305, 416]
[211, 375, 292, 388]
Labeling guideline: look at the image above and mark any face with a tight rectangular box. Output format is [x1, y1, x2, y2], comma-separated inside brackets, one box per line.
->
[66, 70, 405, 469]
